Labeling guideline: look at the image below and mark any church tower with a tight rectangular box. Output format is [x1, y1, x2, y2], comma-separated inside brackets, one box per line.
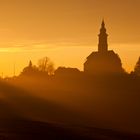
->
[84, 20, 124, 75]
[98, 20, 108, 53]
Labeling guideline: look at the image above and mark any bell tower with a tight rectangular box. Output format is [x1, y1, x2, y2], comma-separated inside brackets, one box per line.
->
[98, 20, 108, 53]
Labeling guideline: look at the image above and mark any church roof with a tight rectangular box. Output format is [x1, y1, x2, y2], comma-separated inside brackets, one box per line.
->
[86, 50, 115, 60]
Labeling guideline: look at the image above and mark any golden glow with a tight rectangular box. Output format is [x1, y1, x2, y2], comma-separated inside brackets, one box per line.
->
[0, 0, 140, 76]
[0, 43, 139, 76]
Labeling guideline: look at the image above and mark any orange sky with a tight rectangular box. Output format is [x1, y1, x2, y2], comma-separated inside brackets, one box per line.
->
[0, 0, 140, 76]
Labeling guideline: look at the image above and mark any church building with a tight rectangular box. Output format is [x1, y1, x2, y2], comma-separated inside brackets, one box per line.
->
[84, 20, 124, 75]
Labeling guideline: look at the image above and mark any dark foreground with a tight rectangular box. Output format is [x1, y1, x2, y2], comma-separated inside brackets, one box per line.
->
[0, 75, 140, 139]
[0, 120, 139, 140]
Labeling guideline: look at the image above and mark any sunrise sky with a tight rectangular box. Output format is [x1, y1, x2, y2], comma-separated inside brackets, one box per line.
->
[0, 0, 140, 76]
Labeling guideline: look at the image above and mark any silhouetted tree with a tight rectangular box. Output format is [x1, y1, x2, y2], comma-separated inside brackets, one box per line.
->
[38, 57, 55, 75]
[134, 57, 140, 76]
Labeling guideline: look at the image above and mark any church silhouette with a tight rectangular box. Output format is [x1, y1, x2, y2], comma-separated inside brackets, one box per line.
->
[84, 20, 124, 75]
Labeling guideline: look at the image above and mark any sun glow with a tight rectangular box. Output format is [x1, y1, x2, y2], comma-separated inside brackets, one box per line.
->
[0, 42, 139, 77]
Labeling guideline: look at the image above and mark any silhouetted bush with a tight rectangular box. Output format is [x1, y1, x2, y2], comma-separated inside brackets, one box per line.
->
[134, 57, 140, 76]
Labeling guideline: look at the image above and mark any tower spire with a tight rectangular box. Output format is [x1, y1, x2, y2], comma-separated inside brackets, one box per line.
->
[101, 19, 105, 27]
[98, 20, 108, 53]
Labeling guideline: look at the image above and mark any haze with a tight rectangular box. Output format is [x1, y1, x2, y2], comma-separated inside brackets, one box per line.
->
[0, 0, 140, 76]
